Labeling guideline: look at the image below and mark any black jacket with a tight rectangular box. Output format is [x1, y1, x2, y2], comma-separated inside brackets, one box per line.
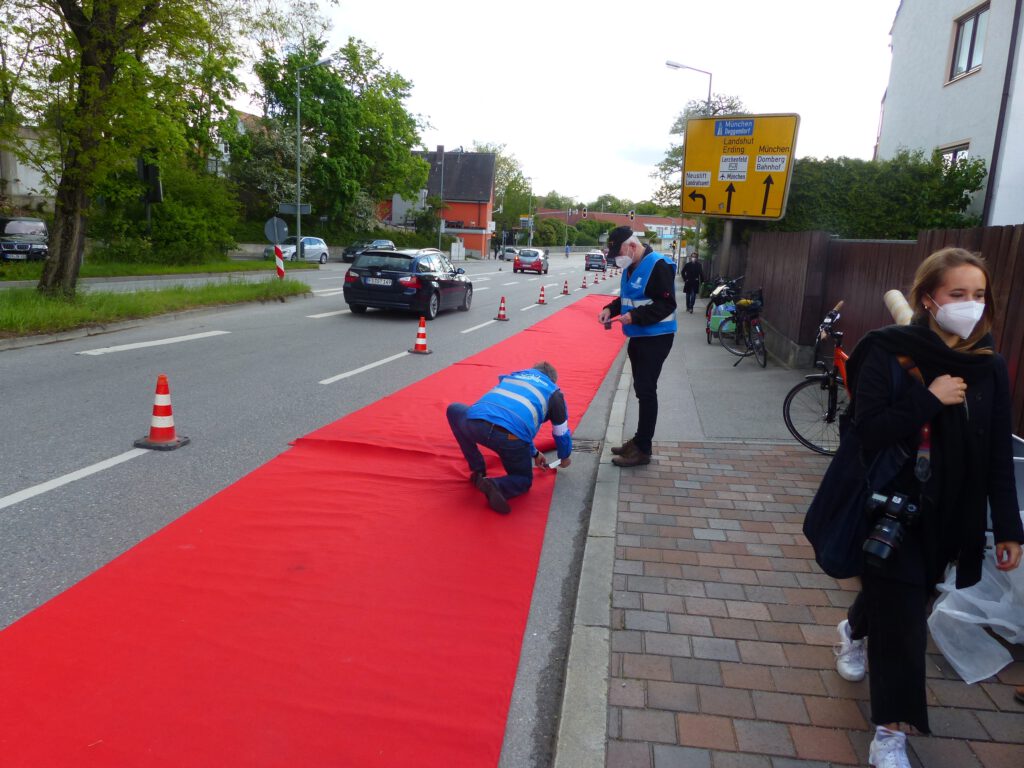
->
[681, 260, 703, 292]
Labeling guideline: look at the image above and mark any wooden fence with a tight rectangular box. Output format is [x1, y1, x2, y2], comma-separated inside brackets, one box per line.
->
[745, 225, 1024, 435]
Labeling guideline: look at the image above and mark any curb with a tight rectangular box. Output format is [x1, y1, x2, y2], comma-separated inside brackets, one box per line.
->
[552, 366, 631, 767]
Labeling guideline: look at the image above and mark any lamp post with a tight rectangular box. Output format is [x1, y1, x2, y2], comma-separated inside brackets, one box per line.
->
[665, 60, 713, 268]
[526, 177, 533, 247]
[563, 196, 576, 258]
[295, 56, 333, 260]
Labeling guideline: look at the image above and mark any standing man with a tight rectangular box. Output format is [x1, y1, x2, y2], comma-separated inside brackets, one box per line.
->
[446, 362, 573, 514]
[598, 226, 677, 467]
[681, 253, 704, 314]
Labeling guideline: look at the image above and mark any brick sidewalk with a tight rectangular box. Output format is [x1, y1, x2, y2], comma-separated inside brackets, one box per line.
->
[606, 442, 1024, 768]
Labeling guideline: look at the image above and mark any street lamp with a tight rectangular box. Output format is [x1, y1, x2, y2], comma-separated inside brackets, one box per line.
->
[526, 177, 533, 247]
[296, 56, 333, 260]
[666, 60, 713, 264]
[563, 196, 576, 258]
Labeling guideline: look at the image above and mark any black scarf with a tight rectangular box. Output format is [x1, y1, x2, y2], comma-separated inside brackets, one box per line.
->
[846, 321, 997, 586]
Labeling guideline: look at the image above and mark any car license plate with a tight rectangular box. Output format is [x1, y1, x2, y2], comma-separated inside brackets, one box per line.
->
[365, 277, 391, 286]
[7, 253, 26, 260]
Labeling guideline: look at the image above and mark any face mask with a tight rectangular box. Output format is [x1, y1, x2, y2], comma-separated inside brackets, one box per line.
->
[615, 254, 632, 269]
[929, 296, 984, 339]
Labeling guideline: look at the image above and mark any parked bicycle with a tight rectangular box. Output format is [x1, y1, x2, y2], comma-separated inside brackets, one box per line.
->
[704, 275, 743, 345]
[718, 288, 767, 367]
[782, 301, 849, 455]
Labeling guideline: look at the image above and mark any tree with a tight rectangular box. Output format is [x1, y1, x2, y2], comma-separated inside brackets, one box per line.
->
[473, 141, 529, 243]
[651, 94, 748, 208]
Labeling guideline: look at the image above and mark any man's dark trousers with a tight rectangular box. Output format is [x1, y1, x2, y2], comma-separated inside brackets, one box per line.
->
[446, 403, 533, 498]
[626, 333, 674, 454]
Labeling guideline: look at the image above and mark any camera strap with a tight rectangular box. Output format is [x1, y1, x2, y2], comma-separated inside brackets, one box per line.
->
[896, 355, 932, 482]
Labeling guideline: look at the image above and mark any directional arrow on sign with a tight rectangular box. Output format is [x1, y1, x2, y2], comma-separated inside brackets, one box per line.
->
[688, 190, 707, 212]
[725, 183, 736, 213]
[761, 175, 775, 215]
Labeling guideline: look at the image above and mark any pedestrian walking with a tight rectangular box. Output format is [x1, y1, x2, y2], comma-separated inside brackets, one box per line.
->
[681, 253, 703, 313]
[446, 362, 573, 514]
[831, 247, 1022, 767]
[597, 226, 677, 468]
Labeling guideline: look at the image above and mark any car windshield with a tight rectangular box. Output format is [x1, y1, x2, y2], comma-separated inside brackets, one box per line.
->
[278, 237, 299, 245]
[1, 220, 46, 236]
[353, 253, 415, 271]
[520, 249, 541, 259]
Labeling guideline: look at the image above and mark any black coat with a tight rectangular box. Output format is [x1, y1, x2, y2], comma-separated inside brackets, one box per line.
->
[681, 260, 703, 292]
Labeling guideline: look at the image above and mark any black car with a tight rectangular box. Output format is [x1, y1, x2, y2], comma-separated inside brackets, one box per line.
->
[0, 216, 49, 261]
[343, 248, 472, 320]
[342, 238, 396, 262]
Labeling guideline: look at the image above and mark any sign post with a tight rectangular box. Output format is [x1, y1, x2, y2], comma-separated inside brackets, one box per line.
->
[264, 217, 289, 280]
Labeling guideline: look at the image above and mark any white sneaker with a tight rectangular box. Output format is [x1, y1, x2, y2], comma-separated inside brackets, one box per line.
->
[869, 728, 910, 768]
[834, 619, 866, 681]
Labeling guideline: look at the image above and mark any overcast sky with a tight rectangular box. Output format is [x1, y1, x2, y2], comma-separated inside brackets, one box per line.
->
[322, 0, 901, 205]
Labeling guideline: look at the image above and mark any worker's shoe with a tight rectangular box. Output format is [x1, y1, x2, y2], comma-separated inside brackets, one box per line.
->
[611, 443, 651, 467]
[474, 475, 510, 514]
[469, 469, 486, 485]
[610, 438, 636, 456]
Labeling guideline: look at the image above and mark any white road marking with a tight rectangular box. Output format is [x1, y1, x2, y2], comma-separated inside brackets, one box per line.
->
[503, 282, 517, 286]
[320, 351, 410, 385]
[312, 287, 344, 293]
[474, 286, 491, 291]
[0, 449, 149, 511]
[314, 289, 346, 298]
[520, 304, 538, 312]
[317, 276, 347, 281]
[473, 277, 491, 282]
[307, 309, 351, 319]
[527, 277, 539, 282]
[552, 294, 565, 300]
[461, 320, 497, 334]
[77, 331, 230, 356]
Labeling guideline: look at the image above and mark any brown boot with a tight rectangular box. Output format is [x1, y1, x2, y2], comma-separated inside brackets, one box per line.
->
[612, 443, 651, 467]
[610, 438, 636, 456]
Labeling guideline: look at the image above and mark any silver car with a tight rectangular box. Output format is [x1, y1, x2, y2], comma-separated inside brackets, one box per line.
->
[264, 236, 330, 264]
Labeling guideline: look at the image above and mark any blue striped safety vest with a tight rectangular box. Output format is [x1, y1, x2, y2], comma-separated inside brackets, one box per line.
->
[619, 252, 677, 337]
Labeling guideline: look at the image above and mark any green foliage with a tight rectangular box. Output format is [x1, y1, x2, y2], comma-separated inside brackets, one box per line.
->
[767, 150, 987, 239]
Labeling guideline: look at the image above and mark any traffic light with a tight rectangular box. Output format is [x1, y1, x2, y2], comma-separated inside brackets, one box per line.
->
[582, 206, 587, 219]
[628, 210, 635, 221]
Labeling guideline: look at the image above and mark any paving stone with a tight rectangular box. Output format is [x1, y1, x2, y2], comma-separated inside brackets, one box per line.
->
[691, 637, 741, 662]
[675, 713, 737, 750]
[802, 695, 867, 729]
[720, 661, 775, 692]
[616, 559, 647, 575]
[626, 610, 671, 632]
[697, 684, 755, 719]
[927, 707, 989, 740]
[622, 707, 678, 743]
[623, 653, 674, 682]
[647, 681, 700, 713]
[725, 601, 772, 621]
[738, 640, 789, 667]
[733, 719, 796, 757]
[613, 630, 644, 652]
[645, 632, 693, 658]
[668, 614, 715, 637]
[769, 760, 830, 768]
[927, 678, 998, 710]
[709, 617, 760, 641]
[787, 725, 857, 764]
[643, 594, 686, 613]
[684, 596, 730, 618]
[968, 741, 1024, 768]
[671, 658, 724, 686]
[909, 737, 981, 768]
[711, 752, 772, 768]
[754, 622, 806, 644]
[652, 745, 712, 768]
[614, 591, 644, 609]
[975, 710, 1024, 743]
[705, 582, 747, 601]
[607, 739, 653, 768]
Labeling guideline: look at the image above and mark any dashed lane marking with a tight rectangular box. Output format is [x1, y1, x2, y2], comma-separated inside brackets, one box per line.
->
[0, 449, 149, 511]
[307, 309, 351, 319]
[461, 320, 497, 334]
[319, 351, 410, 385]
[77, 331, 230, 356]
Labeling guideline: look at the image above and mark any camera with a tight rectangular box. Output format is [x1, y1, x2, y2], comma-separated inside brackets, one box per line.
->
[862, 491, 920, 567]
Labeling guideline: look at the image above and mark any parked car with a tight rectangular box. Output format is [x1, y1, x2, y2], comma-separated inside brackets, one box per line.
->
[342, 239, 396, 262]
[584, 250, 608, 271]
[263, 236, 330, 264]
[499, 246, 519, 261]
[513, 248, 549, 274]
[0, 216, 48, 261]
[343, 248, 472, 320]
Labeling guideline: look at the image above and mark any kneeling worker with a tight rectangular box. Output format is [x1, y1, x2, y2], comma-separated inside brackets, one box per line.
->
[447, 361, 572, 514]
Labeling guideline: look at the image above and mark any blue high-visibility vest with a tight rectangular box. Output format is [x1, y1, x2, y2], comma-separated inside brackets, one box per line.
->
[619, 252, 677, 337]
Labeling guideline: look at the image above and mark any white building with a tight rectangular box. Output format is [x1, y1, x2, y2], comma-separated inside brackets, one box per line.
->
[0, 127, 53, 211]
[875, 1, 1023, 225]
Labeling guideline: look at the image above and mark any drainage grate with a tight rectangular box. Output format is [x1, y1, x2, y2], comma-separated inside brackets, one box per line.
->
[571, 439, 602, 454]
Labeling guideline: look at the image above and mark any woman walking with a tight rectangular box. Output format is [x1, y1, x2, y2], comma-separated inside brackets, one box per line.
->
[833, 247, 1023, 767]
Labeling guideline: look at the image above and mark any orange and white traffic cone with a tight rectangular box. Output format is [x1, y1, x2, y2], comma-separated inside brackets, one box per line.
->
[592, 274, 599, 287]
[134, 374, 190, 450]
[495, 295, 509, 321]
[538, 285, 547, 305]
[581, 275, 588, 289]
[562, 280, 569, 295]
[409, 316, 432, 354]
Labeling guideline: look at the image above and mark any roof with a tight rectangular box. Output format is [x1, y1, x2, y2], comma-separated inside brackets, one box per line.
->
[418, 150, 496, 203]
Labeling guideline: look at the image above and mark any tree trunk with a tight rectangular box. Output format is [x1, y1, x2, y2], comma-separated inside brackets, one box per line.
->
[38, 165, 88, 297]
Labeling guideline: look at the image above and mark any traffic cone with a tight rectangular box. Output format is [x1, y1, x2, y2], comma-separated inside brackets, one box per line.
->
[592, 274, 599, 287]
[134, 374, 190, 450]
[409, 316, 432, 354]
[538, 285, 547, 305]
[581, 275, 589, 289]
[562, 280, 569, 295]
[495, 295, 509, 321]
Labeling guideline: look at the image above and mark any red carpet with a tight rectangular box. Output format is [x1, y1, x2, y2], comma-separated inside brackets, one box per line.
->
[0, 295, 624, 767]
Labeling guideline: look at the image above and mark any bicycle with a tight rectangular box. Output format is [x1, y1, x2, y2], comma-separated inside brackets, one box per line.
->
[782, 300, 849, 455]
[704, 275, 743, 345]
[718, 288, 767, 367]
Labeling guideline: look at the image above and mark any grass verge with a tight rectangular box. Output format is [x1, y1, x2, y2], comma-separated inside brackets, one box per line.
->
[0, 259, 318, 282]
[0, 279, 311, 337]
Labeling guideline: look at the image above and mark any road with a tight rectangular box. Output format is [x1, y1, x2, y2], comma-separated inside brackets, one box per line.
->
[0, 254, 617, 627]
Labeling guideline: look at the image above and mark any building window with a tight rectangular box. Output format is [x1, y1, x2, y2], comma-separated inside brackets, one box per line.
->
[950, 4, 988, 80]
[939, 142, 970, 166]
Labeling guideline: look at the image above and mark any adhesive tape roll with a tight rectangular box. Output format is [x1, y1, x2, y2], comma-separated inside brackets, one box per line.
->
[884, 290, 914, 325]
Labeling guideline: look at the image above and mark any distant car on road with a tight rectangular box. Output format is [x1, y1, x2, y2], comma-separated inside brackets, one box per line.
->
[342, 239, 396, 262]
[343, 248, 472, 320]
[499, 246, 519, 261]
[584, 250, 607, 271]
[263, 236, 330, 264]
[0, 216, 48, 261]
[513, 248, 549, 274]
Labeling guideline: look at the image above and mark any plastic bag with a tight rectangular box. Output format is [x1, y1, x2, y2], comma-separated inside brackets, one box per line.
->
[928, 520, 1024, 684]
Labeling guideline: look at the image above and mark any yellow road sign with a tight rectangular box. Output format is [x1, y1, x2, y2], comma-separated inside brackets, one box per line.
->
[681, 113, 800, 220]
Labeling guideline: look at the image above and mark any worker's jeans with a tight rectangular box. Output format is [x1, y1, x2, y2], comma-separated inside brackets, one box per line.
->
[447, 403, 533, 498]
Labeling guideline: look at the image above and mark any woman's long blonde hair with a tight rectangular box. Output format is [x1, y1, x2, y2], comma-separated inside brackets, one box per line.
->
[908, 247, 995, 354]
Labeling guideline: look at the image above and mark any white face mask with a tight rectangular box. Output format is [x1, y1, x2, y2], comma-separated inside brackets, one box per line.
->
[929, 296, 985, 339]
[615, 254, 632, 269]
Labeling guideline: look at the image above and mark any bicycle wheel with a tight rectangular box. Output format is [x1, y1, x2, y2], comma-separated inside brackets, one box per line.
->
[705, 301, 714, 344]
[719, 316, 749, 356]
[783, 376, 848, 455]
[750, 318, 767, 368]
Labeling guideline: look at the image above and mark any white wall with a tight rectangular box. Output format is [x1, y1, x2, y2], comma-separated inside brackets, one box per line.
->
[989, 10, 1024, 225]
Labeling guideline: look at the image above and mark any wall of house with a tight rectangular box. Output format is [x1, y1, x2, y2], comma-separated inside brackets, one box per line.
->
[0, 128, 53, 211]
[876, 0, 1016, 216]
[989, 10, 1024, 224]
